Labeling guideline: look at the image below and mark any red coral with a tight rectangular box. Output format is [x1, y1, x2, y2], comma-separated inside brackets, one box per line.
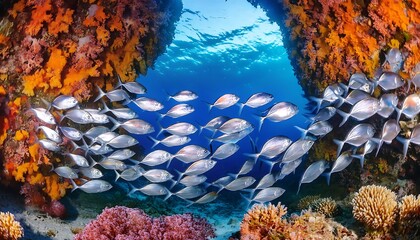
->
[74, 206, 215, 240]
[18, 36, 46, 74]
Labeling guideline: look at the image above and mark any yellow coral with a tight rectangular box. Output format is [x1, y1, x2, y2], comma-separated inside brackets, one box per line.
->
[311, 197, 338, 218]
[352, 185, 398, 234]
[25, 0, 53, 36]
[398, 194, 420, 235]
[14, 130, 29, 141]
[0, 212, 23, 240]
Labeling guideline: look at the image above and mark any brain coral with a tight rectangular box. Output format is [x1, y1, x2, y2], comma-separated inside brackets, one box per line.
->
[352, 185, 398, 235]
[0, 212, 23, 240]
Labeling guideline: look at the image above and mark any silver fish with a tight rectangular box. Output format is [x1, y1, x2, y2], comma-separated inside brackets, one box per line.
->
[384, 48, 403, 72]
[325, 151, 353, 185]
[224, 176, 256, 192]
[211, 127, 254, 144]
[198, 116, 231, 134]
[66, 153, 89, 167]
[246, 136, 292, 160]
[352, 140, 377, 168]
[337, 89, 370, 107]
[168, 90, 198, 102]
[254, 173, 276, 190]
[377, 71, 404, 91]
[374, 119, 400, 156]
[337, 97, 380, 127]
[141, 150, 174, 167]
[175, 145, 210, 163]
[30, 107, 56, 125]
[37, 126, 62, 143]
[334, 123, 375, 156]
[106, 135, 138, 148]
[61, 109, 94, 124]
[259, 102, 298, 131]
[71, 179, 113, 193]
[219, 118, 253, 134]
[84, 126, 110, 140]
[309, 83, 345, 111]
[39, 139, 62, 152]
[397, 124, 420, 159]
[110, 117, 154, 135]
[173, 186, 206, 200]
[115, 166, 144, 182]
[93, 131, 118, 144]
[85, 109, 109, 124]
[238, 92, 274, 114]
[89, 144, 114, 155]
[234, 159, 255, 178]
[277, 158, 302, 180]
[49, 95, 78, 110]
[133, 97, 164, 112]
[281, 139, 314, 163]
[54, 166, 78, 179]
[377, 93, 398, 118]
[108, 149, 136, 161]
[396, 93, 420, 121]
[179, 175, 207, 187]
[100, 100, 138, 120]
[210, 143, 239, 160]
[187, 191, 218, 205]
[158, 122, 197, 136]
[297, 159, 328, 194]
[149, 135, 190, 148]
[79, 167, 103, 179]
[182, 159, 217, 176]
[306, 106, 336, 123]
[208, 93, 240, 111]
[59, 126, 83, 141]
[96, 158, 126, 171]
[212, 176, 234, 189]
[116, 76, 147, 94]
[94, 85, 129, 102]
[161, 104, 194, 119]
[131, 183, 169, 197]
[250, 187, 285, 204]
[143, 169, 174, 183]
[296, 120, 333, 137]
[348, 73, 368, 90]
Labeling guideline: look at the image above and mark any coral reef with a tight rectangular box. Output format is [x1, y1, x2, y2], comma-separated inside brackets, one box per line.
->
[74, 206, 215, 240]
[240, 203, 357, 239]
[310, 197, 338, 218]
[0, 0, 182, 216]
[0, 211, 23, 240]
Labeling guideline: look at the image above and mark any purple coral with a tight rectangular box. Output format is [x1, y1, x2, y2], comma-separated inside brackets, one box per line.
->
[74, 206, 215, 240]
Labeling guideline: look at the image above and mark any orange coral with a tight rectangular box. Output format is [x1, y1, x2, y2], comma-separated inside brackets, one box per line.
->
[48, 8, 74, 36]
[25, 0, 53, 36]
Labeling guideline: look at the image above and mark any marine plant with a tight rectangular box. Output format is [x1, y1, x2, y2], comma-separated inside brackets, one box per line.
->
[0, 0, 181, 216]
[74, 206, 215, 240]
[0, 212, 24, 240]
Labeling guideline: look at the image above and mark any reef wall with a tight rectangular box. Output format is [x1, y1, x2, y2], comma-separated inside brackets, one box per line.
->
[0, 0, 182, 216]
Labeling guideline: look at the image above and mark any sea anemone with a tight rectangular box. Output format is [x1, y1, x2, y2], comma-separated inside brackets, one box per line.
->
[0, 212, 23, 240]
[398, 194, 420, 235]
[311, 197, 338, 218]
[352, 185, 398, 235]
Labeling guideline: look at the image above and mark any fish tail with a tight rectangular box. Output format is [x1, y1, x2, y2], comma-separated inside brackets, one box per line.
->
[40, 98, 52, 112]
[257, 116, 265, 132]
[173, 169, 184, 188]
[165, 89, 172, 101]
[397, 136, 410, 159]
[108, 116, 120, 131]
[352, 154, 365, 168]
[336, 109, 349, 127]
[243, 153, 259, 161]
[156, 122, 165, 137]
[296, 182, 302, 195]
[114, 170, 121, 182]
[333, 139, 344, 157]
[163, 191, 173, 201]
[127, 183, 138, 196]
[157, 113, 165, 121]
[294, 125, 308, 138]
[308, 96, 322, 113]
[115, 74, 123, 88]
[239, 193, 252, 209]
[148, 136, 160, 149]
[99, 99, 110, 114]
[94, 85, 106, 102]
[373, 138, 383, 157]
[324, 172, 332, 186]
[238, 102, 245, 115]
[185, 199, 195, 207]
[70, 179, 79, 192]
[168, 179, 177, 190]
[57, 112, 65, 124]
[260, 158, 276, 173]
[395, 106, 402, 122]
[334, 96, 345, 108]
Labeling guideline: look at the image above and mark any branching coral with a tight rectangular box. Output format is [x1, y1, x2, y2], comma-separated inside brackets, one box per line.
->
[74, 206, 215, 240]
[0, 212, 23, 240]
[398, 194, 420, 235]
[310, 197, 338, 218]
[352, 185, 398, 236]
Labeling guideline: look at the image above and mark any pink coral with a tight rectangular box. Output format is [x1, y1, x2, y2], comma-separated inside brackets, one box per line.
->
[74, 206, 215, 240]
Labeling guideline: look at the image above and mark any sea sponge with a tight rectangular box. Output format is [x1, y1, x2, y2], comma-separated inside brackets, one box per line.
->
[352, 185, 398, 234]
[311, 197, 338, 218]
[398, 194, 420, 235]
[240, 203, 288, 239]
[0, 212, 23, 240]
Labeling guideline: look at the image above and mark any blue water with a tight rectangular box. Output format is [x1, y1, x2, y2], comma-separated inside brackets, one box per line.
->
[130, 0, 310, 183]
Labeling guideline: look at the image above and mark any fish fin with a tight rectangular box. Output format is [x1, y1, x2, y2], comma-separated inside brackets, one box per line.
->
[308, 96, 322, 113]
[93, 85, 106, 102]
[99, 99, 110, 114]
[127, 183, 138, 196]
[196, 121, 204, 135]
[203, 135, 214, 145]
[394, 106, 402, 122]
[148, 136, 160, 149]
[163, 191, 173, 201]
[57, 112, 65, 124]
[238, 102, 245, 115]
[333, 139, 345, 157]
[239, 193, 252, 209]
[323, 172, 332, 186]
[114, 170, 121, 182]
[185, 199, 195, 207]
[157, 113, 165, 121]
[276, 173, 286, 181]
[296, 181, 302, 195]
[202, 100, 213, 112]
[334, 96, 345, 108]
[173, 169, 184, 189]
[40, 98, 52, 112]
[257, 115, 265, 132]
[243, 153, 259, 161]
[70, 179, 79, 192]
[165, 90, 172, 101]
[294, 125, 308, 138]
[352, 154, 365, 168]
[336, 109, 349, 127]
[397, 136, 410, 159]
[108, 116, 121, 131]
[371, 138, 383, 157]
[156, 121, 165, 137]
[259, 158, 277, 173]
[115, 74, 123, 88]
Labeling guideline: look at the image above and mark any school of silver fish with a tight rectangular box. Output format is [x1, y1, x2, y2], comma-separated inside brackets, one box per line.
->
[31, 48, 420, 206]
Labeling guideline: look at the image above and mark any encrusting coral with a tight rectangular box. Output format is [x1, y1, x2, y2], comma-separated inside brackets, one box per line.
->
[351, 185, 398, 236]
[0, 0, 181, 216]
[0, 212, 23, 240]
